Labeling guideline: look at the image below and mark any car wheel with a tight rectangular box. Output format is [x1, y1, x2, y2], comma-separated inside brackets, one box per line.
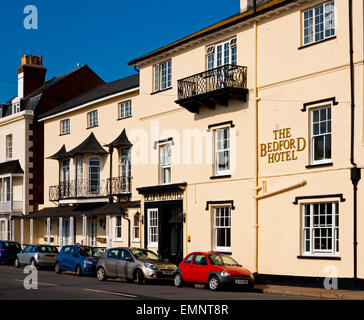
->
[30, 259, 37, 268]
[14, 258, 20, 268]
[174, 273, 183, 288]
[208, 275, 220, 291]
[97, 267, 106, 281]
[76, 265, 82, 277]
[136, 269, 144, 285]
[55, 262, 61, 274]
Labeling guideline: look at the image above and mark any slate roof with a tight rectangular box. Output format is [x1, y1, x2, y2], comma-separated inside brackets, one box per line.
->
[105, 129, 133, 148]
[0, 160, 24, 175]
[48, 145, 68, 160]
[39, 74, 139, 120]
[65, 132, 108, 157]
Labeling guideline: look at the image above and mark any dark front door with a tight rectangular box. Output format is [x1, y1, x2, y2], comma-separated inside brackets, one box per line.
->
[145, 200, 183, 265]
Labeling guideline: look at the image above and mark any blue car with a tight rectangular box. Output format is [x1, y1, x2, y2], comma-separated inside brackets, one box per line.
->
[54, 245, 102, 276]
[0, 241, 22, 265]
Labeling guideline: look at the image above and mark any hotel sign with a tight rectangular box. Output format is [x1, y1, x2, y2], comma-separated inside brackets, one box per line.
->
[144, 191, 184, 202]
[260, 128, 306, 164]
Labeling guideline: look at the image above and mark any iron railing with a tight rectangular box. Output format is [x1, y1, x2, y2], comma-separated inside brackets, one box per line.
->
[177, 64, 247, 101]
[0, 201, 22, 213]
[49, 177, 132, 201]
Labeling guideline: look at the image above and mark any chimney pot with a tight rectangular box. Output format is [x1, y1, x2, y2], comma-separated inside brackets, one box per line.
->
[240, 0, 248, 12]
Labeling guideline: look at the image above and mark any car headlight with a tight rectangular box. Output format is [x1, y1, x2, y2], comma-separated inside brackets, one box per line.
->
[144, 262, 157, 270]
[220, 270, 231, 277]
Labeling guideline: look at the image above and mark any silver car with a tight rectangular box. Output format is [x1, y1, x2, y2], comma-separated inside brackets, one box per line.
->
[96, 247, 177, 284]
[15, 245, 59, 268]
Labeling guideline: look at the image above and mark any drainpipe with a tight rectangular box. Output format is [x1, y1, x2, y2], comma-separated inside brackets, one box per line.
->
[122, 211, 131, 247]
[109, 147, 114, 204]
[348, 0, 360, 280]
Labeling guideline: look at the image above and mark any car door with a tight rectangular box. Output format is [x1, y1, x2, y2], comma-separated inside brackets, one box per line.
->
[116, 249, 134, 279]
[104, 249, 120, 277]
[179, 253, 195, 282]
[19, 245, 32, 265]
[190, 253, 210, 283]
[69, 246, 80, 271]
[60, 246, 72, 270]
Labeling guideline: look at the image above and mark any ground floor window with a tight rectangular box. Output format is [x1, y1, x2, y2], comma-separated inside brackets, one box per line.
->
[214, 207, 231, 252]
[132, 213, 140, 242]
[147, 209, 158, 248]
[302, 202, 339, 256]
[114, 216, 123, 241]
[90, 219, 97, 247]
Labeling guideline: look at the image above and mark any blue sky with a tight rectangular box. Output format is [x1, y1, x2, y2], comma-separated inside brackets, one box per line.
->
[0, 0, 239, 102]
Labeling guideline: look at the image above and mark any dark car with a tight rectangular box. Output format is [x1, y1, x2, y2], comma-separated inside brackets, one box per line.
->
[55, 245, 103, 276]
[174, 252, 254, 291]
[0, 241, 22, 265]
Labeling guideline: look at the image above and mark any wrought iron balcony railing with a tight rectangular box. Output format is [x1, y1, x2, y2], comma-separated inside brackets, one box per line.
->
[176, 64, 248, 113]
[49, 176, 132, 201]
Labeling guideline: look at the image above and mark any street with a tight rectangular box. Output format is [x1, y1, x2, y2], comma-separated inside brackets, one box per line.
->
[0, 265, 313, 300]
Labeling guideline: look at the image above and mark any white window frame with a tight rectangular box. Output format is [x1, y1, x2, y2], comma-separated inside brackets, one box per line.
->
[206, 38, 237, 70]
[154, 60, 172, 92]
[160, 143, 171, 185]
[213, 206, 231, 253]
[60, 119, 70, 135]
[132, 213, 140, 243]
[303, 1, 335, 46]
[114, 215, 123, 241]
[87, 156, 102, 196]
[6, 134, 13, 160]
[119, 100, 132, 119]
[147, 208, 158, 248]
[302, 202, 339, 257]
[87, 110, 98, 128]
[310, 105, 332, 165]
[215, 128, 231, 176]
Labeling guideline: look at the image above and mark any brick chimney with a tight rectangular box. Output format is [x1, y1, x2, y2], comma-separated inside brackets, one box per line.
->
[17, 55, 47, 98]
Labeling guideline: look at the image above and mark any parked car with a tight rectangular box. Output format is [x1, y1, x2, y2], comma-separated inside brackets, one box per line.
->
[96, 247, 177, 284]
[0, 241, 22, 265]
[15, 245, 59, 268]
[174, 252, 254, 291]
[55, 245, 103, 276]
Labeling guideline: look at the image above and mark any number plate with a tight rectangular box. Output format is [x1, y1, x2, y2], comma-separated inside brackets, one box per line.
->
[235, 279, 248, 285]
[45, 255, 54, 259]
[162, 271, 174, 275]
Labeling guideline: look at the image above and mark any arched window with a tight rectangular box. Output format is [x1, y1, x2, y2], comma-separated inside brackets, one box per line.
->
[88, 157, 101, 195]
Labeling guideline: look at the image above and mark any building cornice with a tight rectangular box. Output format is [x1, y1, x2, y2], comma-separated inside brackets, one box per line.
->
[0, 110, 34, 127]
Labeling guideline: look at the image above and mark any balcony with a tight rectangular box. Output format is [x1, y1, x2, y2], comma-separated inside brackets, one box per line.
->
[0, 201, 22, 213]
[175, 64, 248, 114]
[49, 177, 132, 202]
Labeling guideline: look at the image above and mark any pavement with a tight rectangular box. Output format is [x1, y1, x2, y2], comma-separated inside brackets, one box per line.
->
[255, 284, 364, 300]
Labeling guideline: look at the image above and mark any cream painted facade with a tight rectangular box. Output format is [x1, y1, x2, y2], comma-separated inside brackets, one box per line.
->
[26, 0, 364, 284]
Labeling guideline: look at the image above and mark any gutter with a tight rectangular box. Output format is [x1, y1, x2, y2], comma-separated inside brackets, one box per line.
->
[348, 0, 361, 281]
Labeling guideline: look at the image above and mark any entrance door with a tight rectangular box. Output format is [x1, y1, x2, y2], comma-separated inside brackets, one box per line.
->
[90, 219, 97, 247]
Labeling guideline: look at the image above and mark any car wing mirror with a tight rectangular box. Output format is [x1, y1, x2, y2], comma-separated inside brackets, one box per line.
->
[125, 257, 133, 262]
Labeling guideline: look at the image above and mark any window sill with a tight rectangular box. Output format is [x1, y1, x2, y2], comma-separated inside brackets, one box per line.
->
[298, 36, 336, 50]
[210, 175, 231, 180]
[86, 125, 99, 130]
[151, 87, 173, 95]
[212, 250, 232, 255]
[59, 133, 70, 136]
[297, 255, 341, 261]
[113, 239, 123, 242]
[306, 162, 333, 169]
[117, 115, 132, 121]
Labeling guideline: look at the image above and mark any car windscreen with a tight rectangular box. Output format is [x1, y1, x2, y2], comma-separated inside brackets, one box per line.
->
[78, 247, 102, 257]
[207, 254, 240, 266]
[2, 242, 21, 250]
[39, 246, 59, 253]
[130, 249, 163, 261]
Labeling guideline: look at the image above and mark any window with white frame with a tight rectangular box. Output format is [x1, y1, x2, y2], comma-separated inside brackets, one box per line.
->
[114, 216, 123, 241]
[147, 209, 158, 248]
[6, 134, 13, 160]
[302, 202, 339, 256]
[303, 1, 335, 45]
[160, 143, 171, 184]
[154, 60, 172, 92]
[206, 38, 237, 70]
[132, 213, 140, 242]
[311, 106, 331, 164]
[215, 128, 230, 175]
[60, 119, 70, 135]
[87, 110, 98, 128]
[13, 103, 20, 114]
[214, 207, 231, 252]
[119, 100, 132, 119]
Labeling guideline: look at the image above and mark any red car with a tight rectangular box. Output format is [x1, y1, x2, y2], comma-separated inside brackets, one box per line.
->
[174, 252, 254, 291]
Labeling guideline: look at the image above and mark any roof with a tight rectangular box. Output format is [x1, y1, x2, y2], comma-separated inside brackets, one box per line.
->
[137, 182, 187, 195]
[39, 74, 139, 120]
[48, 145, 68, 160]
[65, 132, 108, 157]
[16, 202, 141, 219]
[0, 160, 24, 175]
[105, 129, 133, 148]
[128, 0, 295, 66]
